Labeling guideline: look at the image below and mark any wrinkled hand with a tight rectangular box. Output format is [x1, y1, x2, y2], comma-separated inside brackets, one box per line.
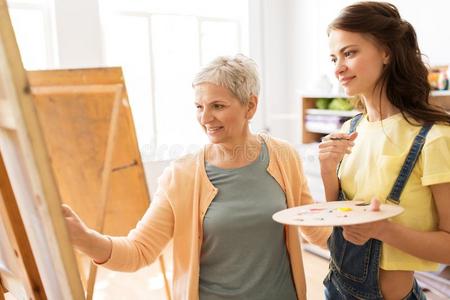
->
[319, 131, 358, 173]
[61, 204, 90, 248]
[342, 198, 388, 245]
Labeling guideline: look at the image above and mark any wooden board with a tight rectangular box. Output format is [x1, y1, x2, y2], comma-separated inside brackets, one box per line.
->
[26, 68, 158, 299]
[0, 0, 85, 298]
[28, 68, 150, 236]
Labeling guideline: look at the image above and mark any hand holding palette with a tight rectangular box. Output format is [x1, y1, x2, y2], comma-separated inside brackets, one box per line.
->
[272, 200, 404, 226]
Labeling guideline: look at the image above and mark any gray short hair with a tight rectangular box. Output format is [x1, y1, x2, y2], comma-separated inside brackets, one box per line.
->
[192, 54, 260, 105]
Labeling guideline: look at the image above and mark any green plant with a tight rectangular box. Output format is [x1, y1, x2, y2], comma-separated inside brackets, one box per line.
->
[328, 98, 353, 110]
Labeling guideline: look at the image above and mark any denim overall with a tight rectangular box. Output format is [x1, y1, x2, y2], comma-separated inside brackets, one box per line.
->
[324, 113, 432, 300]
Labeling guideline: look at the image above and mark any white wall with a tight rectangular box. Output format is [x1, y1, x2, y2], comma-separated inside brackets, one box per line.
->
[28, 0, 450, 145]
[248, 0, 304, 143]
[248, 0, 291, 140]
[290, 0, 450, 100]
[53, 0, 103, 68]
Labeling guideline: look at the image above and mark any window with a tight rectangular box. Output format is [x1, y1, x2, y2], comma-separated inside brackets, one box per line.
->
[99, 0, 249, 160]
[7, 0, 56, 70]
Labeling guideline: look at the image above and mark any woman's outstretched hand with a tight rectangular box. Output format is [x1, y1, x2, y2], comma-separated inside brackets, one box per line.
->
[62, 204, 90, 247]
[61, 204, 112, 264]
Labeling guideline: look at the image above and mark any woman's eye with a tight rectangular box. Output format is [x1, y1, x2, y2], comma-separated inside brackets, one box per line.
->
[331, 57, 337, 64]
[213, 104, 224, 109]
[344, 50, 355, 58]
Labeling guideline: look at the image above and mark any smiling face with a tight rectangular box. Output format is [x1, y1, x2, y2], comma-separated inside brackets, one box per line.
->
[194, 82, 256, 145]
[329, 30, 389, 97]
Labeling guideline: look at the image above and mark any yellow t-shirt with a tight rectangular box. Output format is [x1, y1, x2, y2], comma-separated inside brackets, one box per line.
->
[338, 113, 450, 271]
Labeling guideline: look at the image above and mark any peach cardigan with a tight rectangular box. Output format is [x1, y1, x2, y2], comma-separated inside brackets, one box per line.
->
[101, 134, 330, 300]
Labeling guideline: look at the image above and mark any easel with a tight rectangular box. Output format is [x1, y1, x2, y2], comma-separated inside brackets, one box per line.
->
[0, 0, 85, 297]
[0, 0, 170, 298]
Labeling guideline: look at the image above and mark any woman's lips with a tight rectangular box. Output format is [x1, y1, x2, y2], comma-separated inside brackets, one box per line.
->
[340, 76, 355, 86]
[206, 126, 224, 134]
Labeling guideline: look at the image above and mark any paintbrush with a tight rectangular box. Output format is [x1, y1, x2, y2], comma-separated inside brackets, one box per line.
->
[321, 136, 350, 142]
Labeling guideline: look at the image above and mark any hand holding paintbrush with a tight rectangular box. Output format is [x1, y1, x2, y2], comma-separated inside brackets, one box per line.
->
[318, 131, 358, 173]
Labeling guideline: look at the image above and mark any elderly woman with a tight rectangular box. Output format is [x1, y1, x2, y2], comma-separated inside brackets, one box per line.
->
[63, 54, 330, 300]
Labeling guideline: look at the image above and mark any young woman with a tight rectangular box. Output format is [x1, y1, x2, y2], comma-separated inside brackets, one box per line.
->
[319, 2, 450, 300]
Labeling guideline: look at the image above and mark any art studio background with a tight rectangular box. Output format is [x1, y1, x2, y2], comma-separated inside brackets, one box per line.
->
[5, 0, 450, 299]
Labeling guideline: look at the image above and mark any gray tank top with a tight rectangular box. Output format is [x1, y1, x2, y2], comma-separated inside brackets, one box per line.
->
[200, 142, 297, 300]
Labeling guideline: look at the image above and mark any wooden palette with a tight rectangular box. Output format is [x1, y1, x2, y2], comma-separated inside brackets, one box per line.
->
[273, 200, 404, 226]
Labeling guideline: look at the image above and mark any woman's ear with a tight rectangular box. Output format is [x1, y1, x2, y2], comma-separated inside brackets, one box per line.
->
[382, 48, 390, 65]
[246, 95, 258, 119]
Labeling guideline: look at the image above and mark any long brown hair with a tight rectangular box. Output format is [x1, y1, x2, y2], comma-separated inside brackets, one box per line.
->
[328, 1, 450, 125]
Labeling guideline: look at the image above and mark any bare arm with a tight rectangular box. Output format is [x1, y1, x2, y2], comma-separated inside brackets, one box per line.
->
[380, 183, 450, 264]
[318, 132, 357, 201]
[320, 168, 340, 202]
[343, 183, 450, 264]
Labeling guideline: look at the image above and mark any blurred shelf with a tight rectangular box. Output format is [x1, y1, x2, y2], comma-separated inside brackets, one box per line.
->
[306, 108, 359, 117]
[305, 124, 338, 135]
[431, 90, 450, 96]
[301, 92, 449, 143]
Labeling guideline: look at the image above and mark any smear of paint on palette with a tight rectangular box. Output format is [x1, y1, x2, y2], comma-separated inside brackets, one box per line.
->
[337, 207, 352, 212]
[297, 208, 326, 215]
[310, 208, 325, 211]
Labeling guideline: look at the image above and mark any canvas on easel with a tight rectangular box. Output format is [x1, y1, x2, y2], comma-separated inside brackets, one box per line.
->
[0, 0, 84, 298]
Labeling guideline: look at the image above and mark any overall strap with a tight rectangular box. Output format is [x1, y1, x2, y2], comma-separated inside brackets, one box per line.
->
[386, 124, 433, 204]
[336, 113, 364, 201]
[338, 113, 363, 172]
[349, 113, 364, 134]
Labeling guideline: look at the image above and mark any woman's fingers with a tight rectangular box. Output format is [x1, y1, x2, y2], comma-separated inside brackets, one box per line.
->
[370, 197, 381, 211]
[61, 204, 85, 230]
[319, 139, 354, 149]
[61, 204, 83, 224]
[343, 227, 368, 245]
[348, 131, 358, 141]
[319, 140, 354, 156]
[61, 204, 75, 217]
[319, 131, 357, 172]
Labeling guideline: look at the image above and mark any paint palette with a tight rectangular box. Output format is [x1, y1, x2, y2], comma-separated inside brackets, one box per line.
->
[272, 200, 404, 226]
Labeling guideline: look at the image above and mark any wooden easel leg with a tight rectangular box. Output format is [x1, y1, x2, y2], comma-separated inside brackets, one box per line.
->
[158, 256, 171, 300]
[0, 278, 6, 300]
[84, 87, 121, 300]
[84, 87, 120, 300]
[76, 254, 88, 292]
[85, 263, 98, 300]
[84, 86, 171, 300]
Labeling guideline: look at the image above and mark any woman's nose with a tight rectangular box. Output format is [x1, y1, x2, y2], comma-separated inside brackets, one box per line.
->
[334, 59, 347, 77]
[200, 109, 213, 125]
